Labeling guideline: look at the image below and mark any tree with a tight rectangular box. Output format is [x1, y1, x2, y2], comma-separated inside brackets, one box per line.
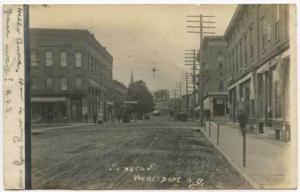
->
[127, 80, 154, 115]
[153, 89, 170, 100]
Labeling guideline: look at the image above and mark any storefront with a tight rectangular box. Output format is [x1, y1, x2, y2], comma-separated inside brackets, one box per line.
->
[31, 97, 68, 123]
[256, 51, 290, 140]
[204, 93, 228, 119]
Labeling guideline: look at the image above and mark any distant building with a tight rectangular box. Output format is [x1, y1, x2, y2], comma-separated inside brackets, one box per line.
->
[30, 28, 113, 123]
[199, 36, 229, 119]
[224, 5, 290, 140]
[153, 97, 169, 116]
[112, 80, 127, 121]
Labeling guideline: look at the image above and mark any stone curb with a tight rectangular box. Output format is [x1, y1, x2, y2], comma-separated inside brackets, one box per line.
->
[194, 126, 261, 189]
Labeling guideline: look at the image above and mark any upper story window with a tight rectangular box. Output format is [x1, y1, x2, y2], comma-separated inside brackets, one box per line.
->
[46, 77, 53, 90]
[60, 51, 67, 67]
[276, 4, 280, 21]
[75, 52, 82, 67]
[45, 51, 52, 67]
[275, 5, 280, 40]
[31, 51, 38, 66]
[249, 27, 254, 58]
[61, 77, 68, 91]
[75, 77, 82, 90]
[239, 40, 243, 68]
[244, 35, 248, 64]
[261, 17, 268, 51]
[217, 54, 224, 68]
[219, 80, 224, 90]
[31, 77, 38, 91]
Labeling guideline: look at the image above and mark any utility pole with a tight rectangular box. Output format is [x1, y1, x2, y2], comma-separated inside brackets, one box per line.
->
[185, 49, 199, 119]
[187, 14, 215, 126]
[176, 82, 183, 112]
[180, 72, 193, 119]
[185, 73, 189, 114]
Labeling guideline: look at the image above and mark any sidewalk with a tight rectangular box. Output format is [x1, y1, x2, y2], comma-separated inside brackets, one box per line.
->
[197, 120, 295, 189]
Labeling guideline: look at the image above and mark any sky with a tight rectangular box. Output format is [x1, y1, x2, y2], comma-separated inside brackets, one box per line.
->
[29, 4, 237, 95]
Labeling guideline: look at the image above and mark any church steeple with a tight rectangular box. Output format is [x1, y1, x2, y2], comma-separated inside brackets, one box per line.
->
[130, 70, 134, 84]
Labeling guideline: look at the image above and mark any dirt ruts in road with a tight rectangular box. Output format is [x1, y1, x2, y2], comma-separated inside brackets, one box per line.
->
[32, 120, 252, 189]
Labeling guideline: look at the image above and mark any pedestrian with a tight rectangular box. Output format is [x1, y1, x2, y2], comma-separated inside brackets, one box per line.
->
[84, 113, 88, 123]
[93, 113, 97, 124]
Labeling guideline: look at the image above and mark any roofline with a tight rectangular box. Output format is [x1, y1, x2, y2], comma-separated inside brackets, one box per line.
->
[224, 5, 242, 38]
[30, 28, 113, 61]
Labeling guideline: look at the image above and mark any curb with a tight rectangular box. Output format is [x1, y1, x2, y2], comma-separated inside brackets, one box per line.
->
[196, 126, 261, 189]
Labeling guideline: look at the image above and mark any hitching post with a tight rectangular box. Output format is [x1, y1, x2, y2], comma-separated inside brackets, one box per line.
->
[217, 123, 220, 145]
[209, 122, 211, 137]
[238, 110, 248, 167]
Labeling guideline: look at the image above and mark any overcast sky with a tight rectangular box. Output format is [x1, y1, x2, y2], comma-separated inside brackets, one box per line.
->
[29, 4, 237, 94]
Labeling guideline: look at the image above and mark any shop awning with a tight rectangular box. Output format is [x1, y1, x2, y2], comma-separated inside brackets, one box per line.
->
[194, 105, 201, 111]
[31, 97, 66, 102]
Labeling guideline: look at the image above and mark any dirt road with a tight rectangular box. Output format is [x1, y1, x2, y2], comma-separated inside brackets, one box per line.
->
[31, 117, 251, 189]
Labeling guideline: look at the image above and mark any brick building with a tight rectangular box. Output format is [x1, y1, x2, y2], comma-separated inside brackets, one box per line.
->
[199, 36, 229, 119]
[112, 80, 127, 121]
[224, 5, 290, 140]
[30, 28, 113, 123]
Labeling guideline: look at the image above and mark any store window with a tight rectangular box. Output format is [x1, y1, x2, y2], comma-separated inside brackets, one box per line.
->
[273, 68, 282, 118]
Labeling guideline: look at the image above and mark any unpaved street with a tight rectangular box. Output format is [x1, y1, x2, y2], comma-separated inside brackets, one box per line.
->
[31, 117, 251, 189]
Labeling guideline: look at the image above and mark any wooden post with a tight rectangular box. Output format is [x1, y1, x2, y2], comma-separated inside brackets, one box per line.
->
[209, 122, 211, 137]
[217, 123, 220, 145]
[243, 131, 246, 167]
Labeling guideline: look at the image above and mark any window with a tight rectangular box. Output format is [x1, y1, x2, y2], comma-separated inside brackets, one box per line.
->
[273, 68, 282, 118]
[262, 33, 267, 50]
[45, 51, 52, 67]
[274, 5, 280, 40]
[31, 51, 38, 66]
[232, 51, 234, 75]
[46, 77, 53, 90]
[31, 77, 38, 91]
[249, 28, 254, 58]
[219, 80, 224, 90]
[239, 41, 243, 68]
[87, 53, 90, 71]
[235, 45, 239, 73]
[61, 77, 67, 91]
[244, 35, 248, 65]
[276, 4, 280, 21]
[91, 57, 94, 72]
[217, 54, 224, 68]
[75, 52, 82, 67]
[76, 77, 82, 90]
[60, 52, 67, 67]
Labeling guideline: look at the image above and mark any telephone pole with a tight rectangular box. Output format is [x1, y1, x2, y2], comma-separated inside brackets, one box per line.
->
[176, 82, 183, 112]
[187, 14, 215, 126]
[180, 72, 193, 115]
[185, 49, 199, 118]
